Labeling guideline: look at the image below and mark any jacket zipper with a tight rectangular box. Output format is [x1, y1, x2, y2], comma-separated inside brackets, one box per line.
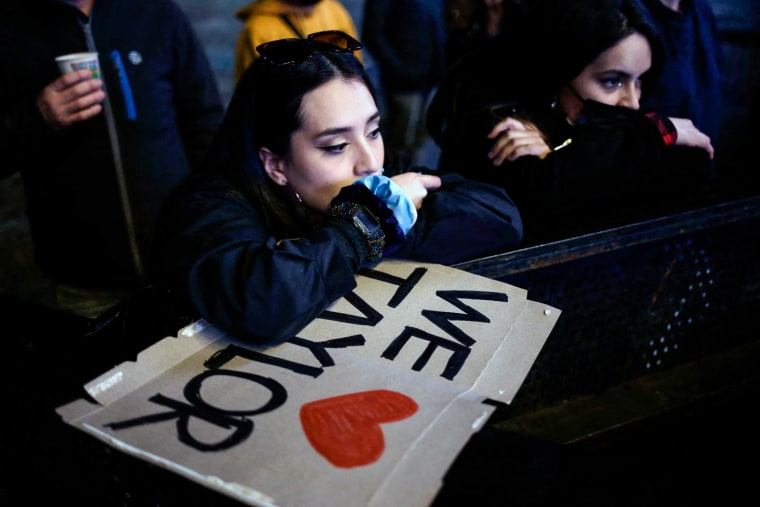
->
[80, 16, 145, 282]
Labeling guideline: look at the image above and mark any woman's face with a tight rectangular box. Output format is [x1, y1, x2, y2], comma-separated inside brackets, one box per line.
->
[261, 78, 384, 212]
[558, 32, 652, 122]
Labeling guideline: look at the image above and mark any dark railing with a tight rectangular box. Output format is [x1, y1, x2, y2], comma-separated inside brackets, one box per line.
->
[454, 195, 760, 429]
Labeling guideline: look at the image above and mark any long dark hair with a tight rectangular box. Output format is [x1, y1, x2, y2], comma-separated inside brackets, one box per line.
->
[427, 0, 665, 171]
[202, 49, 377, 237]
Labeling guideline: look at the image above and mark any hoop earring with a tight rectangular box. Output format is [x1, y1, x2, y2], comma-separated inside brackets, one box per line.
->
[282, 182, 310, 220]
[287, 183, 302, 204]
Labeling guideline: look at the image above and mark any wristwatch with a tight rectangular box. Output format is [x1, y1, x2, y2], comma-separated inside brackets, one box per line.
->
[350, 205, 382, 235]
[330, 202, 386, 261]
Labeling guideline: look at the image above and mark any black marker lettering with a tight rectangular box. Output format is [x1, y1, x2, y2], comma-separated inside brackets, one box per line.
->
[105, 369, 287, 451]
[358, 266, 427, 307]
[382, 327, 470, 380]
[423, 290, 509, 346]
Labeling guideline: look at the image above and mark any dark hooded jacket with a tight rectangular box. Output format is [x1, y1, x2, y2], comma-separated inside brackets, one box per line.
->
[153, 169, 524, 346]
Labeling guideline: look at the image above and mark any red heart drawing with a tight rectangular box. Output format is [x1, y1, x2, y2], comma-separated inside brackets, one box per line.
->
[300, 389, 419, 468]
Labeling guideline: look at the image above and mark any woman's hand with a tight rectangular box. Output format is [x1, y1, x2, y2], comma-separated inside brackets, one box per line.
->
[390, 172, 442, 209]
[487, 117, 552, 165]
[670, 117, 715, 159]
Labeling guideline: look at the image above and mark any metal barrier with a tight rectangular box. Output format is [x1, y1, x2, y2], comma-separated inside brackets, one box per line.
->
[454, 195, 760, 442]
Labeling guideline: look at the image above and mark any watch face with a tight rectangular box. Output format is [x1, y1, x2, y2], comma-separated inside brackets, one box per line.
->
[352, 206, 383, 237]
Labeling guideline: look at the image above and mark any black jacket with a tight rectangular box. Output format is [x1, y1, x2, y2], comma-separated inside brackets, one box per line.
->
[153, 171, 523, 345]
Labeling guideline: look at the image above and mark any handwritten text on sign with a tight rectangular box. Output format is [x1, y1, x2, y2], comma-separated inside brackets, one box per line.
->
[100, 263, 524, 459]
[61, 261, 558, 507]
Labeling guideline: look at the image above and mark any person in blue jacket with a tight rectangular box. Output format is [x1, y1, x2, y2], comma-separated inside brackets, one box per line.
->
[152, 30, 523, 346]
[362, 0, 448, 166]
[0, 0, 224, 318]
[641, 0, 722, 144]
[640, 0, 723, 178]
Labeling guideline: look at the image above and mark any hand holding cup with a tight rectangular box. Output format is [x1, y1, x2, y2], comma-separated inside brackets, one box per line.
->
[37, 53, 105, 129]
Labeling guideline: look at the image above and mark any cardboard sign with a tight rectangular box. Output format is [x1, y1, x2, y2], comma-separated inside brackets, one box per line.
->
[58, 260, 560, 507]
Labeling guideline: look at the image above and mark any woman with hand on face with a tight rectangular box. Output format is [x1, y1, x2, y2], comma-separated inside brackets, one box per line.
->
[429, 0, 715, 246]
[152, 31, 523, 346]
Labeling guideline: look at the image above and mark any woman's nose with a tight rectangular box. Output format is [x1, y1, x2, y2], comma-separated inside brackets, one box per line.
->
[355, 140, 383, 176]
[618, 83, 641, 110]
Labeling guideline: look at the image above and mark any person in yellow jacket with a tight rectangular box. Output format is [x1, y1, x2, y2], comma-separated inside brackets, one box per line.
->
[235, 0, 362, 82]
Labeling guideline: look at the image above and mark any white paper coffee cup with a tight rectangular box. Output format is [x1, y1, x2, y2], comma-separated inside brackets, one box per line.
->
[55, 52, 100, 79]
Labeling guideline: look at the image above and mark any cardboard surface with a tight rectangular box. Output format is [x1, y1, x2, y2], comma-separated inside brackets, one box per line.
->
[58, 261, 560, 507]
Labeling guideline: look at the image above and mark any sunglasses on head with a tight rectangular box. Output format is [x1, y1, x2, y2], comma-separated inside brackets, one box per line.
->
[256, 30, 362, 66]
